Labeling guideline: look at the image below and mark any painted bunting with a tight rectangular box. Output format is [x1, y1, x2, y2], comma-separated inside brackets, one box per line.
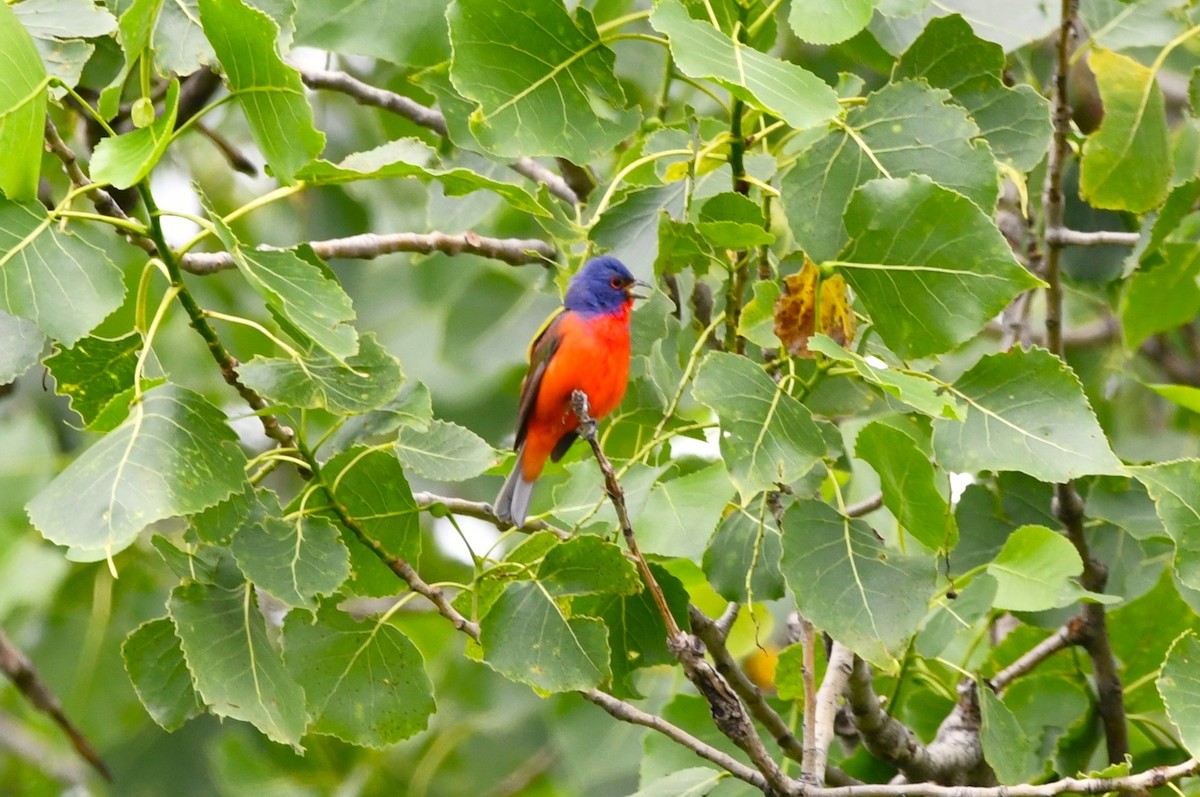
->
[494, 256, 647, 526]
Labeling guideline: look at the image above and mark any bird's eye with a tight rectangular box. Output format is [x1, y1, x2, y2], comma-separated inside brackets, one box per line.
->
[610, 277, 622, 289]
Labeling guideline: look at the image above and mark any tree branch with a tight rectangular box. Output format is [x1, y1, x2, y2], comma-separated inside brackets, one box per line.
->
[298, 67, 580, 206]
[1044, 228, 1140, 248]
[0, 628, 111, 781]
[412, 491, 562, 536]
[805, 643, 854, 784]
[990, 616, 1086, 692]
[179, 231, 556, 274]
[845, 656, 940, 782]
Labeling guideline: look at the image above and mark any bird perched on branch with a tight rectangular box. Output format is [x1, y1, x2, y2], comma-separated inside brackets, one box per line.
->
[494, 256, 647, 527]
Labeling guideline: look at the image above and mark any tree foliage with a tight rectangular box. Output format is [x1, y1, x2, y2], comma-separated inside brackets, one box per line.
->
[3, 0, 1200, 795]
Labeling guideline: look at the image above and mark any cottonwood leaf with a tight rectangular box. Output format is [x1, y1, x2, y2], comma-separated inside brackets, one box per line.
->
[481, 580, 610, 692]
[1080, 48, 1171, 213]
[932, 348, 1123, 482]
[1158, 631, 1200, 758]
[230, 512, 350, 611]
[979, 687, 1040, 784]
[703, 504, 786, 603]
[0, 310, 45, 383]
[834, 176, 1041, 358]
[91, 79, 180, 189]
[169, 580, 307, 748]
[447, 0, 639, 163]
[857, 421, 957, 551]
[637, 462, 736, 560]
[284, 603, 435, 747]
[987, 525, 1116, 611]
[27, 384, 247, 560]
[1123, 235, 1200, 349]
[789, 0, 877, 45]
[781, 80, 999, 264]
[780, 499, 936, 669]
[1131, 460, 1200, 592]
[809, 336, 962, 419]
[393, 419, 496, 481]
[692, 351, 825, 496]
[537, 536, 640, 598]
[294, 0, 447, 66]
[625, 768, 727, 797]
[199, 0, 324, 182]
[0, 3, 48, 200]
[0, 198, 125, 346]
[44, 332, 141, 427]
[122, 617, 203, 732]
[237, 333, 403, 414]
[652, 0, 838, 130]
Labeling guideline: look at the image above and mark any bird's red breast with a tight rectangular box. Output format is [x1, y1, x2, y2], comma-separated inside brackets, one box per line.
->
[519, 303, 632, 481]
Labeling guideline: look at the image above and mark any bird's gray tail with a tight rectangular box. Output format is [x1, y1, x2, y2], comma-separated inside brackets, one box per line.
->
[495, 449, 534, 527]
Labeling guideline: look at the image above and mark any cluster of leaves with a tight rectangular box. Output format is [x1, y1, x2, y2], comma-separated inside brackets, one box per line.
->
[4, 0, 1200, 794]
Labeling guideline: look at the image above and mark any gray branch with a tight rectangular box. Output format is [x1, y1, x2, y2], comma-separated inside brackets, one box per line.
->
[805, 643, 855, 784]
[1045, 228, 1140, 247]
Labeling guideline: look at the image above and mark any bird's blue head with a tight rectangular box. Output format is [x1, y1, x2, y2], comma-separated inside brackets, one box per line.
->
[564, 256, 644, 316]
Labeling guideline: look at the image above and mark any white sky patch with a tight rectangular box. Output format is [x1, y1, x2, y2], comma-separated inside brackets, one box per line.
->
[949, 471, 974, 503]
[291, 46, 333, 75]
[433, 514, 501, 566]
[670, 425, 721, 460]
[150, 167, 202, 247]
[864, 355, 889, 370]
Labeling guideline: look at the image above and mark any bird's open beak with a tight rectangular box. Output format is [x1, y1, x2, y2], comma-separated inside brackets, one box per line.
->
[626, 279, 652, 301]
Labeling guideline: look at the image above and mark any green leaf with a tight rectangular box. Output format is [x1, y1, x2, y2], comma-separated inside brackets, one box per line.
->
[779, 499, 936, 668]
[574, 562, 690, 699]
[931, 348, 1124, 483]
[809, 336, 963, 419]
[1157, 630, 1200, 758]
[393, 419, 496, 482]
[446, 0, 639, 163]
[979, 686, 1039, 784]
[781, 80, 999, 264]
[834, 176, 1041, 358]
[91, 79, 180, 189]
[894, 15, 1052, 171]
[27, 384, 247, 560]
[284, 603, 435, 747]
[789, 0, 877, 45]
[237, 333, 404, 414]
[0, 310, 45, 383]
[44, 332, 140, 426]
[655, 213, 717, 278]
[480, 580, 610, 692]
[297, 138, 549, 217]
[1080, 0, 1189, 52]
[537, 536, 640, 598]
[0, 197, 126, 346]
[1080, 48, 1171, 213]
[625, 768, 726, 797]
[1123, 237, 1200, 349]
[651, 0, 839, 130]
[870, 1, 1057, 54]
[703, 504, 786, 603]
[692, 351, 826, 496]
[636, 462, 736, 560]
[169, 580, 307, 748]
[1131, 460, 1200, 593]
[230, 512, 350, 611]
[737, 280, 781, 349]
[122, 617, 203, 732]
[1145, 383, 1200, 415]
[987, 525, 1114, 611]
[856, 421, 956, 551]
[293, 0, 448, 67]
[199, 0, 325, 183]
[0, 2, 49, 200]
[696, 192, 774, 248]
[322, 447, 422, 582]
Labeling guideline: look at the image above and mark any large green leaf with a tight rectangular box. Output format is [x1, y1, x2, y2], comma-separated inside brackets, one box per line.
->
[779, 499, 936, 669]
[122, 617, 204, 733]
[932, 348, 1124, 482]
[856, 421, 956, 551]
[1123, 219, 1200, 349]
[895, 15, 1052, 171]
[703, 503, 786, 603]
[0, 198, 126, 346]
[834, 176, 1041, 358]
[636, 461, 736, 560]
[692, 352, 825, 496]
[199, 0, 324, 182]
[446, 0, 639, 163]
[979, 687, 1040, 784]
[0, 2, 49, 200]
[651, 0, 839, 130]
[169, 581, 307, 748]
[789, 0, 877, 45]
[27, 384, 247, 560]
[230, 511, 350, 611]
[237, 333, 403, 414]
[1158, 630, 1200, 758]
[293, 0, 448, 66]
[44, 332, 141, 426]
[297, 138, 548, 216]
[537, 536, 640, 598]
[1080, 48, 1171, 213]
[781, 80, 999, 264]
[91, 79, 180, 189]
[626, 768, 727, 797]
[1132, 460, 1200, 593]
[284, 603, 435, 747]
[480, 580, 610, 692]
[870, 0, 1057, 54]
[809, 336, 963, 419]
[987, 525, 1114, 611]
[393, 419, 496, 482]
[0, 309, 45, 383]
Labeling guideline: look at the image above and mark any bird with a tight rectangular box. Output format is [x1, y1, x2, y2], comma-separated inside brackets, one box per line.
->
[494, 255, 647, 527]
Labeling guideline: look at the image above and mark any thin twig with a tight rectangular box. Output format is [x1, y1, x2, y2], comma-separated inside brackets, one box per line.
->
[805, 643, 854, 785]
[990, 616, 1086, 692]
[412, 491, 561, 536]
[1044, 228, 1140, 247]
[180, 231, 557, 274]
[801, 617, 818, 774]
[0, 629, 111, 781]
[845, 493, 884, 518]
[0, 712, 90, 785]
[298, 67, 579, 205]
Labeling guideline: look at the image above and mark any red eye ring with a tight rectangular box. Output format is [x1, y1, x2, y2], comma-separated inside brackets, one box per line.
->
[610, 277, 622, 289]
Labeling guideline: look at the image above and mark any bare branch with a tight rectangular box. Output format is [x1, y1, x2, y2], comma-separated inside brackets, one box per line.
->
[990, 616, 1085, 692]
[0, 712, 90, 786]
[1045, 228, 1140, 248]
[412, 491, 563, 536]
[180, 231, 556, 274]
[0, 628, 111, 781]
[845, 493, 884, 518]
[845, 656, 939, 781]
[805, 643, 854, 784]
[298, 67, 580, 205]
